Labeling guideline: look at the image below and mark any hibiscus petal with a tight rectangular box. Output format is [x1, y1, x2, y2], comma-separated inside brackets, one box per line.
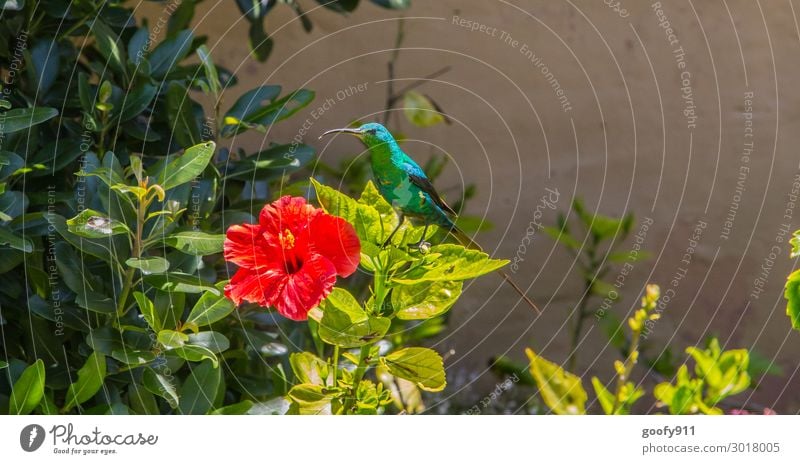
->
[224, 266, 287, 307]
[275, 255, 337, 321]
[259, 195, 319, 238]
[224, 223, 276, 269]
[308, 214, 361, 277]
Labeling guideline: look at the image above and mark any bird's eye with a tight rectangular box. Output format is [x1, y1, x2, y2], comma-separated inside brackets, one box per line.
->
[367, 129, 377, 135]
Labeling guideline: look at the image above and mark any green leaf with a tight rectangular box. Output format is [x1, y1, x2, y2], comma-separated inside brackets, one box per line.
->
[247, 20, 273, 63]
[179, 360, 220, 414]
[134, 292, 161, 332]
[186, 289, 235, 328]
[370, 0, 410, 8]
[224, 86, 281, 123]
[166, 81, 202, 148]
[0, 361, 8, 369]
[287, 383, 334, 415]
[92, 20, 126, 77]
[196, 45, 221, 97]
[64, 351, 107, 411]
[526, 348, 586, 415]
[785, 269, 800, 331]
[158, 329, 189, 349]
[316, 0, 359, 13]
[235, 0, 274, 20]
[148, 30, 194, 78]
[116, 83, 157, 122]
[66, 209, 130, 238]
[543, 225, 581, 250]
[290, 352, 329, 386]
[163, 231, 224, 255]
[154, 141, 216, 191]
[129, 385, 159, 414]
[187, 331, 230, 353]
[48, 213, 128, 263]
[392, 280, 462, 320]
[311, 178, 387, 248]
[142, 368, 179, 408]
[126, 256, 170, 274]
[0, 107, 58, 135]
[393, 244, 508, 283]
[171, 345, 219, 367]
[111, 349, 156, 366]
[381, 347, 446, 392]
[222, 87, 314, 136]
[28, 39, 60, 96]
[223, 144, 314, 180]
[8, 359, 45, 414]
[403, 90, 445, 127]
[75, 290, 117, 314]
[167, 0, 196, 36]
[315, 288, 390, 348]
[209, 400, 253, 415]
[589, 213, 625, 241]
[144, 272, 218, 295]
[748, 350, 784, 378]
[591, 377, 615, 415]
[0, 151, 24, 180]
[128, 26, 149, 65]
[0, 225, 33, 252]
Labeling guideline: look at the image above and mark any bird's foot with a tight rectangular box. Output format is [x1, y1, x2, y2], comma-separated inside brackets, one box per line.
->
[411, 239, 432, 254]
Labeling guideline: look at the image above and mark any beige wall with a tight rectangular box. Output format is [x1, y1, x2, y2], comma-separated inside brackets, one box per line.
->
[141, 0, 800, 411]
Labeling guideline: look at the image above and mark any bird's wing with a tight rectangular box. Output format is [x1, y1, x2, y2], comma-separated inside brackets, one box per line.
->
[403, 162, 457, 216]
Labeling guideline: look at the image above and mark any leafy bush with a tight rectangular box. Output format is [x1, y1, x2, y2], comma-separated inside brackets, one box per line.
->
[235, 0, 411, 62]
[0, 0, 324, 414]
[524, 285, 755, 415]
[0, 0, 503, 415]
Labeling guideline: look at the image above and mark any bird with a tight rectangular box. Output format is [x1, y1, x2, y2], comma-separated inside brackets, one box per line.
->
[320, 122, 541, 314]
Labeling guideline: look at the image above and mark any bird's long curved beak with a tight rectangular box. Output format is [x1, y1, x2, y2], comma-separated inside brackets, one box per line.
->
[319, 128, 363, 139]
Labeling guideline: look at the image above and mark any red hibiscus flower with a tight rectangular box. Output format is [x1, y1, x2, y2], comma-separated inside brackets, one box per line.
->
[223, 196, 360, 320]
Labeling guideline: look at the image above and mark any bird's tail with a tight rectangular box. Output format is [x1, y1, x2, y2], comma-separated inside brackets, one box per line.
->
[449, 226, 542, 314]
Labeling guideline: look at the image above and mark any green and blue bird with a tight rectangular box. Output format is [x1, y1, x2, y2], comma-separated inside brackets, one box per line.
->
[320, 122, 541, 314]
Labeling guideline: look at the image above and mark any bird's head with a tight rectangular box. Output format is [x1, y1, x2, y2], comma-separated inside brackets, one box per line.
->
[319, 122, 396, 147]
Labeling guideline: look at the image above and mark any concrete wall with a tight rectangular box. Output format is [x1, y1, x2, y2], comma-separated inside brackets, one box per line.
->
[140, 0, 800, 412]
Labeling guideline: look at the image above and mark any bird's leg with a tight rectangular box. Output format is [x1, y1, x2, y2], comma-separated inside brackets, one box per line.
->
[382, 213, 404, 248]
[411, 222, 431, 253]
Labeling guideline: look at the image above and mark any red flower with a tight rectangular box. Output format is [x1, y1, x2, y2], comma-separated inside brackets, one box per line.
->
[223, 196, 360, 320]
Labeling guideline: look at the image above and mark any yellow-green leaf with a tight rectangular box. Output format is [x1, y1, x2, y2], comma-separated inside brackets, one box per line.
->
[526, 348, 586, 415]
[381, 347, 446, 392]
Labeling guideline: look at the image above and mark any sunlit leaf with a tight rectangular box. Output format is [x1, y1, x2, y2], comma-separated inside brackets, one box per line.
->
[403, 90, 445, 127]
[66, 209, 130, 238]
[9, 360, 45, 415]
[381, 347, 446, 392]
[314, 288, 390, 348]
[391, 280, 462, 320]
[526, 348, 586, 415]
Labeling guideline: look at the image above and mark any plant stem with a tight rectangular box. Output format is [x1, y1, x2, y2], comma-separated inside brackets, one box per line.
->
[116, 191, 145, 316]
[611, 326, 642, 414]
[331, 345, 339, 387]
[567, 278, 591, 372]
[343, 255, 389, 413]
[567, 237, 599, 372]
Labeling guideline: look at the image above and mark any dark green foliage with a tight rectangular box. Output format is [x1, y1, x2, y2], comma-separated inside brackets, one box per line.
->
[0, 0, 318, 415]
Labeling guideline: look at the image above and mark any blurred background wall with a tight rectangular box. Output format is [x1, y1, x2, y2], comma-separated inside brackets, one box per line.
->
[139, 0, 800, 412]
